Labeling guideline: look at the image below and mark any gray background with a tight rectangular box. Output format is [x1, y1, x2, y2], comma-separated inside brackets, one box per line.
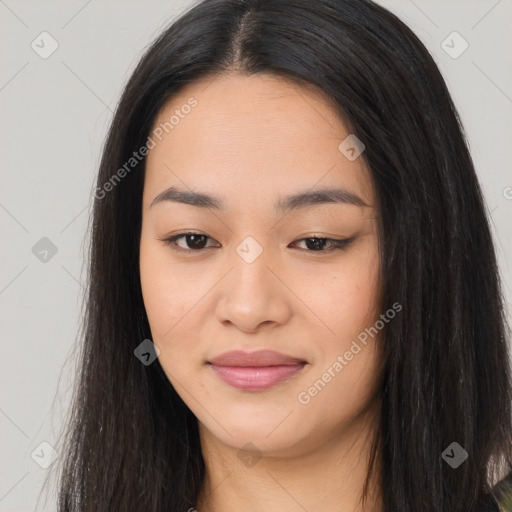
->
[1, 1, 511, 510]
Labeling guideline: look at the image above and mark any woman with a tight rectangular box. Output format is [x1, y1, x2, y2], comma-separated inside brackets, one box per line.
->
[49, 0, 512, 510]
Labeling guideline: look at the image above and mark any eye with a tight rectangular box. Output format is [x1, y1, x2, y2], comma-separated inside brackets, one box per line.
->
[289, 236, 355, 252]
[158, 232, 219, 252]
[158, 233, 355, 253]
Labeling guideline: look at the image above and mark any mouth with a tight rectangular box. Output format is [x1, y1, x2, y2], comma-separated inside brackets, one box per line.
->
[207, 350, 308, 391]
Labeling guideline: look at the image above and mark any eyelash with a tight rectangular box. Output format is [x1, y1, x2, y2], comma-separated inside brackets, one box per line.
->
[158, 232, 355, 254]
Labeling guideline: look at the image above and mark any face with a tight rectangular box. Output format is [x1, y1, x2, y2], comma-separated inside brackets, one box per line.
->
[139, 72, 382, 457]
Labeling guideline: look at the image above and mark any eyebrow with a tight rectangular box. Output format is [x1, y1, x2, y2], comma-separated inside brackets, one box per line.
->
[149, 186, 370, 213]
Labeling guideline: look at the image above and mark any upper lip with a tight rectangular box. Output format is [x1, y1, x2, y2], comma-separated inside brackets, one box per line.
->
[208, 350, 307, 367]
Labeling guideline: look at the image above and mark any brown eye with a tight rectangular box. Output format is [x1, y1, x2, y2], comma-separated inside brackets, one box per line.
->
[159, 233, 219, 252]
[290, 237, 355, 252]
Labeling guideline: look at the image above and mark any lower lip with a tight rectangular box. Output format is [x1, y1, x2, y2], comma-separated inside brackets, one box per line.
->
[209, 363, 306, 391]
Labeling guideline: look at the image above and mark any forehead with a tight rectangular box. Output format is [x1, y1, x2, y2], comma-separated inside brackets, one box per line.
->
[144, 72, 374, 211]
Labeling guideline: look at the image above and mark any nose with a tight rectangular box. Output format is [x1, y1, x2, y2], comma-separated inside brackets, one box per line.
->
[215, 246, 293, 334]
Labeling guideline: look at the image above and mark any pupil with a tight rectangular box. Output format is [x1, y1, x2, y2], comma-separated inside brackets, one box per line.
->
[188, 234, 207, 249]
[306, 238, 326, 251]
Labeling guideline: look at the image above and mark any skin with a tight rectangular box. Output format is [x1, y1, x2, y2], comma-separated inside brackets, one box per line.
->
[139, 72, 384, 512]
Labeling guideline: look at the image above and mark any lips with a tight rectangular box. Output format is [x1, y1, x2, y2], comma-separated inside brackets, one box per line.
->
[208, 349, 307, 367]
[207, 350, 307, 391]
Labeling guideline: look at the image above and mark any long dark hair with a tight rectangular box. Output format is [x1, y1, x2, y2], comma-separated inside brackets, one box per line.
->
[46, 0, 512, 510]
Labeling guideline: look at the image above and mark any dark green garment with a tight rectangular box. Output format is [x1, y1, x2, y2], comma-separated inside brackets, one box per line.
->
[493, 471, 512, 512]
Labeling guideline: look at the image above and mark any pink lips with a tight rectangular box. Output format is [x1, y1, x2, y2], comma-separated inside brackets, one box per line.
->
[208, 350, 307, 391]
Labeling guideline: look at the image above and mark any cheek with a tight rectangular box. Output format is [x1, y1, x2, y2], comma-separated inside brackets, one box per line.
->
[315, 249, 382, 412]
[295, 265, 382, 433]
[139, 235, 212, 373]
[299, 343, 381, 441]
[140, 245, 169, 336]
[139, 235, 186, 340]
[306, 245, 380, 344]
